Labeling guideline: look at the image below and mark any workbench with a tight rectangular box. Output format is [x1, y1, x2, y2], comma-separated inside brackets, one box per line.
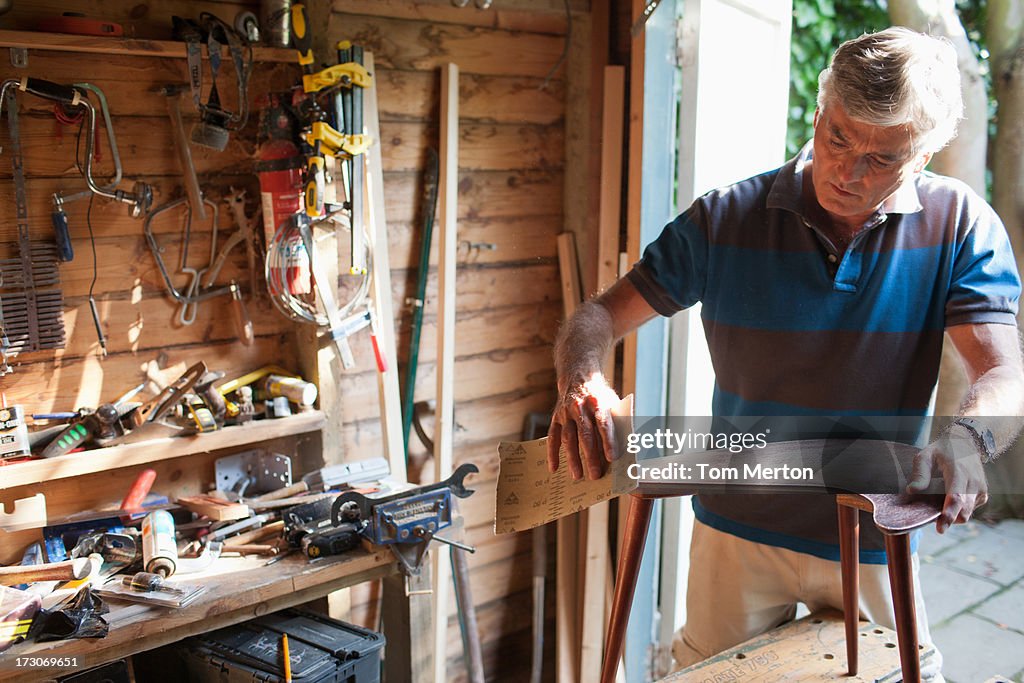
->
[660, 609, 936, 682]
[0, 545, 433, 681]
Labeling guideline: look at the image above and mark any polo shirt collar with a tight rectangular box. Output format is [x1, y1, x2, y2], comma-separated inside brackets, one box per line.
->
[766, 140, 924, 217]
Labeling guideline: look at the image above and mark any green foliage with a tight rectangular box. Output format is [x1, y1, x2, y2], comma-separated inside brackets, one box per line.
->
[787, 0, 891, 157]
[787, 1, 993, 162]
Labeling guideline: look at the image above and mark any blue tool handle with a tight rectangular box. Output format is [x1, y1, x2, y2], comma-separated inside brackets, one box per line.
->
[52, 209, 74, 261]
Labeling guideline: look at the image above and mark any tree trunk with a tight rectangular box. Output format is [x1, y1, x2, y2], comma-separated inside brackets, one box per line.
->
[989, 0, 1024, 281]
[889, 0, 988, 194]
[986, 0, 1024, 519]
[889, 0, 988, 415]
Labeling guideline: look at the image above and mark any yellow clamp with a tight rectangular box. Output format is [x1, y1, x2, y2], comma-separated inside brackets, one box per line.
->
[301, 62, 373, 94]
[304, 156, 326, 218]
[303, 121, 373, 158]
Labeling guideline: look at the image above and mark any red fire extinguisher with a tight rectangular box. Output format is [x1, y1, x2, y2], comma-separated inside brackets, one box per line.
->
[256, 139, 311, 296]
[256, 137, 304, 247]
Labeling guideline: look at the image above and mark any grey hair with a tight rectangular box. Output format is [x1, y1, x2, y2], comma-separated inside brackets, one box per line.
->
[817, 27, 964, 155]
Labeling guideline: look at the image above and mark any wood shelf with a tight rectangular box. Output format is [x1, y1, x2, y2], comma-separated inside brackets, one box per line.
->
[0, 411, 325, 490]
[0, 29, 297, 63]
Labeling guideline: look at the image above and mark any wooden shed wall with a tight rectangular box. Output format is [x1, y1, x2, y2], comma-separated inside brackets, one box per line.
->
[0, 1, 594, 681]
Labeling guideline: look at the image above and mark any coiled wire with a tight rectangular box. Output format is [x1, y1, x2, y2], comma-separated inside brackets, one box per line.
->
[264, 211, 371, 326]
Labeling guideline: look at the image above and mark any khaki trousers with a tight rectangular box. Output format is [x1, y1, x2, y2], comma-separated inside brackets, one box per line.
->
[672, 518, 943, 681]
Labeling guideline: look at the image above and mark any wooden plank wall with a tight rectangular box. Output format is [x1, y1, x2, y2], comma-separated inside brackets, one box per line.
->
[0, 0, 309, 567]
[327, 2, 587, 680]
[0, 1, 595, 681]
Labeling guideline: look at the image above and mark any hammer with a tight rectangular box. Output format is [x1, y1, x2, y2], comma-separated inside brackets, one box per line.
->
[0, 557, 93, 585]
[159, 84, 207, 220]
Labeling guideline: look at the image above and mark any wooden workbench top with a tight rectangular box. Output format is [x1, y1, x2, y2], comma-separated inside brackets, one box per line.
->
[0, 548, 396, 681]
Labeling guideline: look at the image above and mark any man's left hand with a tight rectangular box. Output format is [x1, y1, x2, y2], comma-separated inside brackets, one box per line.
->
[907, 428, 988, 533]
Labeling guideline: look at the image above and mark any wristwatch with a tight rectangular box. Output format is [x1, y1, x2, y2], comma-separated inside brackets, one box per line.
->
[949, 417, 998, 464]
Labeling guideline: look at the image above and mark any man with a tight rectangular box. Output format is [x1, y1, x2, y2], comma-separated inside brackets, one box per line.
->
[548, 27, 1024, 676]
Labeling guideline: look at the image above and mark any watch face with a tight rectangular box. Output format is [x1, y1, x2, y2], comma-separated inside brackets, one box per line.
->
[982, 430, 997, 453]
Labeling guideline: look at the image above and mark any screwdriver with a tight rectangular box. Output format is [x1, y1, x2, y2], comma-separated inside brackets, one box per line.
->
[121, 572, 188, 595]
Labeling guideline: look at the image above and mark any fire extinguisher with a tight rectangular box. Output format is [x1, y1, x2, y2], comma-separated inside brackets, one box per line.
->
[256, 137, 304, 247]
[256, 139, 311, 296]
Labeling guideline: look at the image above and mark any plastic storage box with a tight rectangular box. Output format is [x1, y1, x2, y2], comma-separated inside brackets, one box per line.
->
[178, 609, 385, 683]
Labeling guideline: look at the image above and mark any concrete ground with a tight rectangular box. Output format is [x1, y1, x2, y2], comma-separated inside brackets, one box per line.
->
[918, 518, 1024, 682]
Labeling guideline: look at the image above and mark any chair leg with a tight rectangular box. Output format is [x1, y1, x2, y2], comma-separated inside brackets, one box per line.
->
[884, 533, 920, 683]
[837, 503, 860, 676]
[600, 495, 654, 683]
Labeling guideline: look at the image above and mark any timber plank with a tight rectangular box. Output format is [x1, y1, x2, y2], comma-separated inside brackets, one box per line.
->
[0, 114, 259, 179]
[335, 387, 555, 456]
[0, 171, 561, 243]
[333, 0, 577, 35]
[329, 12, 565, 79]
[21, 292, 291, 359]
[337, 344, 555, 422]
[388, 214, 560, 270]
[0, 118, 561, 178]
[376, 69, 564, 125]
[27, 233, 252, 299]
[0, 54, 297, 117]
[394, 262, 561, 314]
[382, 168, 563, 225]
[379, 120, 564, 173]
[0, 335, 298, 411]
[8, 256, 557, 335]
[0, 176, 262, 243]
[397, 301, 561, 366]
[0, 1, 263, 41]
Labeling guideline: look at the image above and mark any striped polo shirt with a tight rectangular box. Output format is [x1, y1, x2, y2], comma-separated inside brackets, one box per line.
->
[626, 142, 1021, 563]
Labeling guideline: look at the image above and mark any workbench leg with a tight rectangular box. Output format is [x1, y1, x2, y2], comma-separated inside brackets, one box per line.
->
[837, 502, 859, 676]
[382, 566, 434, 683]
[601, 495, 654, 683]
[884, 533, 921, 683]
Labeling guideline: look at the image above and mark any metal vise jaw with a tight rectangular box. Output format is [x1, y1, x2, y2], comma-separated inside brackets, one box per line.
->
[331, 463, 478, 575]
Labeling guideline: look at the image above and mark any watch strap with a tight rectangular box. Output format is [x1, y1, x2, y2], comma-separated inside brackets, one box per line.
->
[950, 417, 998, 464]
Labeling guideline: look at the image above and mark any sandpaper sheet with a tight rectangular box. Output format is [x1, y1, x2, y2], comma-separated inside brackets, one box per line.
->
[494, 396, 636, 534]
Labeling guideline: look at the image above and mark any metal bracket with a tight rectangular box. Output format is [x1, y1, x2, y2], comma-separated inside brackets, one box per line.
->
[9, 48, 27, 69]
[215, 449, 293, 497]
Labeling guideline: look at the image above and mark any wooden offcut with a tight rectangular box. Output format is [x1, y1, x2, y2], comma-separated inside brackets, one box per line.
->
[432, 61, 460, 683]
[660, 610, 936, 682]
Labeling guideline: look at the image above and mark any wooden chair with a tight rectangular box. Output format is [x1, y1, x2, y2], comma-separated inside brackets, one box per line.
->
[599, 440, 944, 683]
[837, 493, 943, 683]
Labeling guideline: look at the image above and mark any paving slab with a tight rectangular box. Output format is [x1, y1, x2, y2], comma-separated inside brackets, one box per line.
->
[919, 520, 986, 559]
[919, 561, 1002, 625]
[989, 519, 1024, 542]
[931, 613, 1024, 683]
[929, 528, 1024, 586]
[974, 582, 1024, 633]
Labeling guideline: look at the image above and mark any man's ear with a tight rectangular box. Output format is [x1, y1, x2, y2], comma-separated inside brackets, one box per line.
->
[813, 107, 821, 129]
[913, 151, 933, 173]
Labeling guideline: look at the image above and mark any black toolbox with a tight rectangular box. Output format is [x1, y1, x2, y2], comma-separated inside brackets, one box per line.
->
[178, 608, 385, 683]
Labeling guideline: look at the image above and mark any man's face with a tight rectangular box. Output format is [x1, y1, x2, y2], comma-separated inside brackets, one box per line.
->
[810, 102, 931, 229]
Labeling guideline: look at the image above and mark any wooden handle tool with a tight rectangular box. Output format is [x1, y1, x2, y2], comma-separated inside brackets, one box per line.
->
[251, 482, 309, 503]
[0, 557, 91, 585]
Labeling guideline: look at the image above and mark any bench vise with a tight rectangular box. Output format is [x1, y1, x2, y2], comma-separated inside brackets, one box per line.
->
[331, 464, 478, 574]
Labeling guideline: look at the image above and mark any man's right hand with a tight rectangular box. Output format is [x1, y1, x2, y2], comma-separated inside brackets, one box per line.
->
[547, 373, 621, 481]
